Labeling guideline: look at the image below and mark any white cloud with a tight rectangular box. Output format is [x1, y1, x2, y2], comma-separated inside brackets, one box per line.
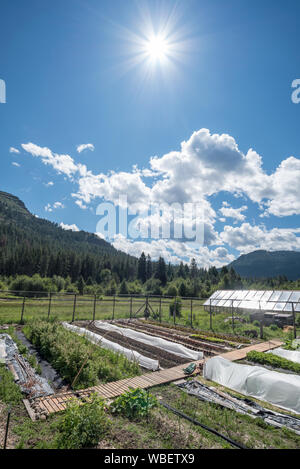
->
[45, 201, 65, 212]
[53, 201, 64, 209]
[22, 130, 300, 265]
[44, 181, 54, 187]
[75, 199, 88, 210]
[23, 131, 300, 220]
[219, 202, 248, 222]
[60, 222, 79, 232]
[12, 162, 20, 167]
[77, 143, 95, 154]
[261, 157, 300, 217]
[22, 143, 78, 178]
[220, 223, 300, 253]
[112, 234, 235, 267]
[9, 147, 20, 154]
[95, 232, 106, 240]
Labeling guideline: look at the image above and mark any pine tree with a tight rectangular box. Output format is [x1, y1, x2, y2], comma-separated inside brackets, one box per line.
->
[77, 276, 85, 295]
[146, 254, 152, 280]
[138, 252, 147, 283]
[156, 257, 167, 286]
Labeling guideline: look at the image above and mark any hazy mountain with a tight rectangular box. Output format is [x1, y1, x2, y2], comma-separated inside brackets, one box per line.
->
[228, 250, 300, 280]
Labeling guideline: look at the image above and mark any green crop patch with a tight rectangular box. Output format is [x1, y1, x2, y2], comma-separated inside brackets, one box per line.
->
[246, 350, 300, 374]
[23, 319, 141, 389]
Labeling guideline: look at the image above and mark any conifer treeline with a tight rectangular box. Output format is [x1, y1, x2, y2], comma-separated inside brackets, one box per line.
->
[1, 191, 300, 297]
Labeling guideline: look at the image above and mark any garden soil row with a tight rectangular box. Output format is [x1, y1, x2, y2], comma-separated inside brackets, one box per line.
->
[79, 322, 189, 369]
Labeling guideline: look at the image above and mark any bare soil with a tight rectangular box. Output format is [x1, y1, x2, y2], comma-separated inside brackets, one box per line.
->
[78, 322, 189, 369]
[115, 319, 227, 355]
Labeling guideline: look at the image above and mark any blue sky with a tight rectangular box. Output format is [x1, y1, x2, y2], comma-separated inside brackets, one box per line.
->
[1, 0, 300, 267]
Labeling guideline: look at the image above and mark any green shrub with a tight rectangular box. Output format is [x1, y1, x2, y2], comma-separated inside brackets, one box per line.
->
[246, 350, 300, 374]
[56, 393, 110, 449]
[169, 298, 182, 317]
[110, 387, 157, 420]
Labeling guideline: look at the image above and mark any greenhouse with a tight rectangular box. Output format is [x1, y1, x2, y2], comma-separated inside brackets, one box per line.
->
[204, 290, 300, 313]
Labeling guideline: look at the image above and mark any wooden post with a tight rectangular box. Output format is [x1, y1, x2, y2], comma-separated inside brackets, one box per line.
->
[130, 295, 133, 319]
[93, 295, 96, 321]
[231, 299, 234, 332]
[209, 299, 212, 330]
[190, 299, 193, 328]
[47, 292, 52, 319]
[3, 406, 11, 449]
[72, 294, 77, 322]
[20, 297, 26, 323]
[145, 295, 149, 318]
[292, 302, 297, 340]
[259, 301, 264, 339]
[260, 321, 264, 340]
[173, 297, 176, 326]
[159, 296, 162, 323]
[112, 295, 116, 320]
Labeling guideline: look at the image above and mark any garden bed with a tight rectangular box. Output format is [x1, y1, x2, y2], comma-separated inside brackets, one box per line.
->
[115, 319, 228, 355]
[246, 351, 300, 374]
[80, 322, 189, 369]
[23, 319, 141, 390]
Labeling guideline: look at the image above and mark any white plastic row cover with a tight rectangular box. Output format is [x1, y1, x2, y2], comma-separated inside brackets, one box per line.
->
[266, 347, 300, 364]
[62, 322, 160, 371]
[203, 356, 300, 414]
[94, 321, 203, 361]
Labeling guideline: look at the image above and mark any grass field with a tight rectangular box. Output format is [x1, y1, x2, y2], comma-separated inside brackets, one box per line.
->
[0, 293, 298, 341]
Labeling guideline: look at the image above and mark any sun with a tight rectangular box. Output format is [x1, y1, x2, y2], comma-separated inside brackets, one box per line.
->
[145, 34, 170, 61]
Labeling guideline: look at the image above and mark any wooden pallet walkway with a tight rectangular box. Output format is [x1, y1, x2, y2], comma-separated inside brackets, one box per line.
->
[26, 339, 283, 420]
[27, 362, 201, 420]
[219, 338, 283, 361]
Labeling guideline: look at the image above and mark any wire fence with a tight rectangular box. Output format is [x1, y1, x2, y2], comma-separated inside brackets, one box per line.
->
[0, 290, 299, 339]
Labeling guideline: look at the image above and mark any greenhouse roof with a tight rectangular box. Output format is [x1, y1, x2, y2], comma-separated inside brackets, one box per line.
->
[204, 290, 300, 312]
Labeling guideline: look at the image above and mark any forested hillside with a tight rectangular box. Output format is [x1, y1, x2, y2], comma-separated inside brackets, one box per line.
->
[0, 191, 138, 282]
[1, 191, 300, 297]
[229, 250, 300, 280]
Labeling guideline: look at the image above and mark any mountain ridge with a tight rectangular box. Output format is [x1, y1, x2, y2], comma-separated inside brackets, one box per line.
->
[228, 249, 300, 280]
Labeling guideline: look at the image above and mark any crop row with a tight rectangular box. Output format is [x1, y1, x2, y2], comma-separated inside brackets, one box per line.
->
[23, 319, 141, 389]
[246, 350, 300, 374]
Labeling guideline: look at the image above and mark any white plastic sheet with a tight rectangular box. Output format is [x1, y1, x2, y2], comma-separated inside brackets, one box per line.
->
[0, 338, 7, 363]
[62, 322, 159, 371]
[203, 356, 300, 414]
[94, 321, 203, 361]
[266, 347, 300, 365]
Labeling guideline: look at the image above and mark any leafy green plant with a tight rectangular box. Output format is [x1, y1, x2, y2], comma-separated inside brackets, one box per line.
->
[169, 298, 182, 318]
[190, 334, 237, 347]
[284, 338, 300, 351]
[110, 387, 157, 420]
[246, 350, 300, 373]
[55, 393, 110, 449]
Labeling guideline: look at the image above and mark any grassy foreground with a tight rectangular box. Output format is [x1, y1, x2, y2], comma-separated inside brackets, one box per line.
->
[1, 378, 300, 449]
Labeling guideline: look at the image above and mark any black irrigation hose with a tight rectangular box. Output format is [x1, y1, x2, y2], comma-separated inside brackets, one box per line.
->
[160, 401, 247, 450]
